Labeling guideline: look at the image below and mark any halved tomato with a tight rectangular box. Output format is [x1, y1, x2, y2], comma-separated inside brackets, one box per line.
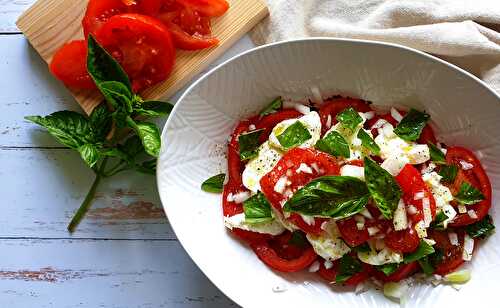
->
[384, 228, 420, 253]
[82, 0, 129, 38]
[49, 40, 96, 89]
[429, 229, 470, 275]
[96, 13, 176, 92]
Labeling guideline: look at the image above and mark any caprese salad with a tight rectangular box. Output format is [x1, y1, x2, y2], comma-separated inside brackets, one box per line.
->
[202, 96, 495, 298]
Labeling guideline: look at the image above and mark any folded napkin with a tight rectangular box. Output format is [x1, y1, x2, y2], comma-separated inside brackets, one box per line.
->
[251, 0, 500, 94]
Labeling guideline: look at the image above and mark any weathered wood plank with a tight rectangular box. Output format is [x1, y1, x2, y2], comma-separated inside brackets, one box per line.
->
[0, 0, 34, 33]
[0, 239, 236, 307]
[0, 148, 176, 239]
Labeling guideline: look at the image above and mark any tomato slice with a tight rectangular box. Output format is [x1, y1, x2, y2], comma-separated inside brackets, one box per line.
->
[429, 229, 469, 275]
[231, 228, 270, 244]
[445, 147, 492, 226]
[318, 98, 372, 135]
[384, 228, 420, 253]
[259, 147, 340, 235]
[130, 0, 163, 15]
[176, 0, 229, 17]
[373, 262, 419, 282]
[49, 40, 96, 89]
[82, 0, 129, 38]
[396, 164, 436, 224]
[96, 13, 176, 92]
[317, 258, 372, 286]
[250, 240, 317, 273]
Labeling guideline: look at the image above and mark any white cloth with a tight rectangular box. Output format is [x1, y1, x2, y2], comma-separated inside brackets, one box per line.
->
[251, 0, 500, 94]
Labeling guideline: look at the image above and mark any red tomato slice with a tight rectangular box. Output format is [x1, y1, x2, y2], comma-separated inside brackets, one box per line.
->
[176, 0, 229, 17]
[396, 164, 436, 224]
[373, 262, 419, 282]
[317, 259, 372, 286]
[445, 147, 492, 226]
[82, 0, 128, 38]
[429, 230, 469, 275]
[319, 98, 372, 135]
[231, 228, 270, 244]
[96, 13, 176, 92]
[131, 0, 163, 15]
[336, 217, 369, 247]
[384, 228, 420, 253]
[49, 40, 96, 89]
[260, 148, 340, 235]
[250, 241, 317, 273]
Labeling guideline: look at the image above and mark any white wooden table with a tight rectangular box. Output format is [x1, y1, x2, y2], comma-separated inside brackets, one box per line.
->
[0, 1, 255, 306]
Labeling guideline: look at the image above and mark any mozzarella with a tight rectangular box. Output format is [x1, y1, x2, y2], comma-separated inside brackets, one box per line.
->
[340, 164, 365, 180]
[421, 171, 453, 211]
[381, 156, 410, 176]
[306, 233, 351, 261]
[269, 111, 321, 151]
[242, 141, 283, 193]
[224, 213, 285, 235]
[414, 220, 427, 238]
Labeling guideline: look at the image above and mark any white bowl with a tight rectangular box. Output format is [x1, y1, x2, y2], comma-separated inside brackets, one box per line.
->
[157, 38, 500, 308]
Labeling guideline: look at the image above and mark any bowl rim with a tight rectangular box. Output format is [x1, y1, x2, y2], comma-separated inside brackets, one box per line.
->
[156, 37, 500, 307]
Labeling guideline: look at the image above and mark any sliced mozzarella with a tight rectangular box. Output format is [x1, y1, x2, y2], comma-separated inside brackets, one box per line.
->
[381, 156, 410, 176]
[268, 111, 321, 151]
[224, 213, 285, 235]
[393, 199, 408, 231]
[422, 171, 453, 211]
[242, 141, 283, 193]
[307, 234, 350, 261]
[340, 164, 365, 180]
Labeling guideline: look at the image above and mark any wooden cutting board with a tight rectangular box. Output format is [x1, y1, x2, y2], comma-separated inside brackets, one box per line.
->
[16, 0, 268, 115]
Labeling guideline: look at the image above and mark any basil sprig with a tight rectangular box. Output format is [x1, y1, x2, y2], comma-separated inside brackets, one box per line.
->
[364, 157, 402, 219]
[337, 107, 363, 131]
[394, 109, 430, 141]
[276, 121, 311, 149]
[465, 214, 495, 238]
[376, 263, 400, 276]
[201, 173, 226, 193]
[315, 131, 350, 158]
[243, 192, 274, 224]
[403, 240, 435, 263]
[428, 143, 446, 164]
[335, 254, 363, 284]
[25, 35, 173, 232]
[259, 97, 282, 116]
[429, 211, 447, 230]
[357, 129, 380, 155]
[439, 165, 458, 183]
[283, 176, 369, 219]
[454, 182, 485, 205]
[238, 129, 265, 160]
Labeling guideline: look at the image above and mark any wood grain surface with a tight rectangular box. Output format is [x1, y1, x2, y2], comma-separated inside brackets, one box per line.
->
[16, 0, 268, 114]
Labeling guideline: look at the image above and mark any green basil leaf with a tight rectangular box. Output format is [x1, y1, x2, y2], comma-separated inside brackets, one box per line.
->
[87, 35, 132, 90]
[99, 81, 134, 112]
[259, 97, 282, 116]
[357, 129, 380, 155]
[418, 257, 435, 275]
[336, 107, 363, 131]
[403, 240, 435, 263]
[439, 165, 458, 183]
[428, 143, 446, 164]
[465, 214, 495, 239]
[78, 143, 100, 168]
[393, 108, 430, 141]
[120, 135, 145, 159]
[100, 148, 130, 162]
[315, 131, 350, 158]
[454, 182, 485, 205]
[243, 192, 273, 224]
[238, 129, 265, 161]
[288, 230, 308, 248]
[283, 176, 369, 218]
[335, 254, 363, 284]
[352, 242, 371, 253]
[201, 173, 226, 193]
[364, 157, 402, 219]
[276, 121, 312, 149]
[430, 211, 447, 230]
[25, 111, 96, 148]
[134, 100, 174, 118]
[127, 118, 161, 157]
[89, 104, 112, 141]
[376, 263, 400, 276]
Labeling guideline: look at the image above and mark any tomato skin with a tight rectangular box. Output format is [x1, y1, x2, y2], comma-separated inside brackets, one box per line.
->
[177, 0, 229, 17]
[396, 164, 436, 224]
[231, 228, 270, 244]
[374, 262, 419, 282]
[49, 40, 96, 89]
[337, 218, 369, 247]
[82, 0, 128, 38]
[429, 230, 469, 275]
[384, 228, 420, 253]
[445, 147, 492, 226]
[250, 241, 317, 273]
[96, 13, 176, 92]
[319, 98, 372, 135]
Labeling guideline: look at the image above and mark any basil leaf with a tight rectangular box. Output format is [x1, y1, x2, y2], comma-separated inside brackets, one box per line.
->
[430, 211, 447, 230]
[99, 81, 134, 112]
[201, 173, 225, 193]
[283, 176, 369, 218]
[454, 182, 485, 205]
[315, 131, 350, 158]
[243, 192, 273, 224]
[335, 254, 363, 284]
[352, 242, 371, 253]
[403, 240, 435, 263]
[364, 157, 402, 219]
[276, 121, 311, 149]
[439, 165, 458, 183]
[418, 257, 435, 275]
[87, 35, 132, 90]
[120, 135, 145, 159]
[288, 230, 308, 248]
[101, 148, 130, 162]
[357, 129, 380, 155]
[25, 111, 96, 148]
[428, 143, 446, 164]
[428, 248, 444, 268]
[78, 144, 100, 168]
[376, 263, 400, 276]
[465, 214, 495, 239]
[238, 129, 265, 161]
[89, 104, 112, 141]
[260, 97, 282, 116]
[336, 107, 363, 131]
[134, 100, 174, 118]
[393, 109, 430, 141]
[127, 118, 161, 157]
